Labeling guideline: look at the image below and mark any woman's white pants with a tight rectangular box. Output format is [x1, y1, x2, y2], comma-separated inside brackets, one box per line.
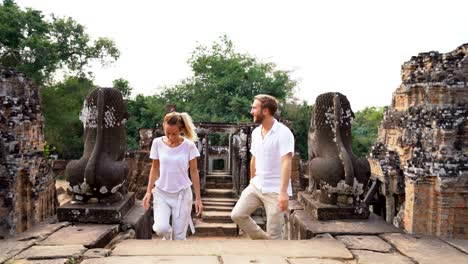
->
[152, 186, 195, 240]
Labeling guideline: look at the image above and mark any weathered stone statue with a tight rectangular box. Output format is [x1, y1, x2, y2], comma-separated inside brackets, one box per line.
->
[65, 88, 129, 204]
[308, 92, 370, 206]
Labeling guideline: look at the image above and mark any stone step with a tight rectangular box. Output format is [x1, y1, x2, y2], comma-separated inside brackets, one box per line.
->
[202, 197, 238, 203]
[208, 171, 232, 176]
[203, 205, 234, 212]
[202, 211, 233, 223]
[193, 219, 237, 236]
[205, 182, 233, 189]
[205, 174, 233, 184]
[202, 200, 236, 207]
[204, 189, 236, 198]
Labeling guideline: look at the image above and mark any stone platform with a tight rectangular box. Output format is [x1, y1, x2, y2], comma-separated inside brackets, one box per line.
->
[57, 193, 135, 224]
[290, 210, 401, 239]
[298, 192, 369, 221]
[2, 220, 467, 264]
[56, 193, 152, 240]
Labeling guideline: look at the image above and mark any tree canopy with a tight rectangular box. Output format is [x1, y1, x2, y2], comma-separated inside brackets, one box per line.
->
[0, 0, 119, 84]
[351, 106, 385, 157]
[161, 35, 296, 122]
[1, 0, 383, 161]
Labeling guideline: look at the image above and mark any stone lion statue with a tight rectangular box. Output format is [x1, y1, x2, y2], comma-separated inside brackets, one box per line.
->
[308, 92, 370, 205]
[65, 88, 129, 204]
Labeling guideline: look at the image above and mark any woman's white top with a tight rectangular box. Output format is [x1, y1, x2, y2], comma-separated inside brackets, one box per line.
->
[149, 136, 200, 193]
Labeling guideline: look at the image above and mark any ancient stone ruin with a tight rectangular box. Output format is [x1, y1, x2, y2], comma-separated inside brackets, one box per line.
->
[0, 67, 56, 238]
[369, 44, 467, 238]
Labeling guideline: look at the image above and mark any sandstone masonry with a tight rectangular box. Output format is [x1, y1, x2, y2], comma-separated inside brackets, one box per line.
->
[0, 66, 56, 238]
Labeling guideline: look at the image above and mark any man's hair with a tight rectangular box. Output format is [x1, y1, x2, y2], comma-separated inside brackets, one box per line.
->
[254, 94, 279, 116]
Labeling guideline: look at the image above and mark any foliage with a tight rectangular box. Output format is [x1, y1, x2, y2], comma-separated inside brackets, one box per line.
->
[0, 0, 119, 84]
[351, 106, 385, 157]
[43, 142, 56, 160]
[113, 78, 133, 99]
[41, 76, 95, 159]
[161, 35, 296, 122]
[125, 94, 166, 149]
[282, 101, 312, 159]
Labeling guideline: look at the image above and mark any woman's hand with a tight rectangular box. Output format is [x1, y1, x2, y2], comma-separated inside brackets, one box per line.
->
[142, 192, 152, 211]
[194, 199, 203, 217]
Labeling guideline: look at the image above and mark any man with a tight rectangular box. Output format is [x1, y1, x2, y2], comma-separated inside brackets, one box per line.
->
[231, 94, 294, 240]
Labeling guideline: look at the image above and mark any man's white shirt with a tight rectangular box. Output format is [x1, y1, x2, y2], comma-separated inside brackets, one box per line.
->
[250, 119, 294, 196]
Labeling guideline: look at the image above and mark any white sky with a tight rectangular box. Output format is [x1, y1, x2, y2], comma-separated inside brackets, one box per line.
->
[15, 0, 468, 110]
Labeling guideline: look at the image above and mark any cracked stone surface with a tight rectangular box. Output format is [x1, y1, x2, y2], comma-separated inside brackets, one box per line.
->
[15, 245, 87, 260]
[112, 238, 353, 259]
[289, 259, 355, 264]
[351, 250, 413, 264]
[0, 239, 35, 263]
[381, 233, 468, 263]
[222, 255, 288, 264]
[80, 256, 220, 264]
[336, 235, 393, 252]
[13, 259, 70, 264]
[442, 239, 468, 254]
[15, 221, 71, 242]
[83, 248, 112, 258]
[39, 224, 119, 248]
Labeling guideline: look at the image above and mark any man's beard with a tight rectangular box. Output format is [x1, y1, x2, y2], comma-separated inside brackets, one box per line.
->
[253, 113, 264, 124]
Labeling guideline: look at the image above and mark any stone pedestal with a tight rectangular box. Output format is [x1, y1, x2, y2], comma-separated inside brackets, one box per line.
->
[298, 192, 369, 221]
[57, 193, 152, 239]
[57, 193, 135, 224]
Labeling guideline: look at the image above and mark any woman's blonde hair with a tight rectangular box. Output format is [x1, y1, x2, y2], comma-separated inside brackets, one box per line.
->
[163, 112, 198, 142]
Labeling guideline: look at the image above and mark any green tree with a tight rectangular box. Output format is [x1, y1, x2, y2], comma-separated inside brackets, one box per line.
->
[126, 94, 166, 149]
[161, 35, 296, 122]
[351, 106, 385, 157]
[41, 77, 95, 159]
[282, 101, 312, 159]
[0, 0, 119, 84]
[113, 78, 133, 99]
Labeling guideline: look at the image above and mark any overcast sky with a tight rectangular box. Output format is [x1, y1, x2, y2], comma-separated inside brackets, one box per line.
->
[15, 0, 468, 110]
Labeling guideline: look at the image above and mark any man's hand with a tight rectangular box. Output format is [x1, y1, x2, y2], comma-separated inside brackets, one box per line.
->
[277, 192, 289, 212]
[142, 192, 152, 211]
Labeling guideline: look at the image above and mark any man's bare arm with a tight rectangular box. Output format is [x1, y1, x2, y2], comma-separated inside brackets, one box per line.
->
[277, 153, 292, 211]
[250, 156, 256, 179]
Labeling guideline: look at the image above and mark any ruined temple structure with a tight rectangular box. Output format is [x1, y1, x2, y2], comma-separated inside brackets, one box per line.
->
[369, 44, 468, 238]
[0, 67, 56, 237]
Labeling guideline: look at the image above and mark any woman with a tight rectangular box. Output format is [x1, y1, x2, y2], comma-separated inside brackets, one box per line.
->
[142, 112, 203, 240]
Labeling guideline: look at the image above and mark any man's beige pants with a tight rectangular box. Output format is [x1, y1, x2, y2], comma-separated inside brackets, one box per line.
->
[231, 184, 285, 239]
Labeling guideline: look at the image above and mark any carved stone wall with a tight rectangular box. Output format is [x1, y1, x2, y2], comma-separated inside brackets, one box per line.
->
[370, 44, 467, 238]
[0, 67, 56, 238]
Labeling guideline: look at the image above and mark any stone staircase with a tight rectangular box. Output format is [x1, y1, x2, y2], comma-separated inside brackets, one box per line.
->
[194, 172, 238, 236]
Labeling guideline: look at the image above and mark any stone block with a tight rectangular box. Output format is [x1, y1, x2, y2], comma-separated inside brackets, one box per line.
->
[298, 192, 369, 221]
[381, 233, 468, 263]
[350, 250, 413, 264]
[336, 235, 393, 252]
[112, 238, 353, 259]
[120, 200, 152, 239]
[80, 256, 219, 264]
[83, 248, 112, 258]
[291, 211, 401, 239]
[15, 245, 87, 260]
[57, 193, 135, 224]
[39, 224, 119, 248]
